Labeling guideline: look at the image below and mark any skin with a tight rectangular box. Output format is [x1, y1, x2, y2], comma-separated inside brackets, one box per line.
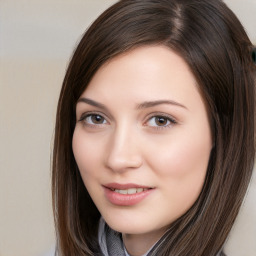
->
[72, 46, 212, 256]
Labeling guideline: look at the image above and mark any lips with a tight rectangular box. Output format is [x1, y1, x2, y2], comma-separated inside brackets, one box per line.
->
[103, 183, 154, 206]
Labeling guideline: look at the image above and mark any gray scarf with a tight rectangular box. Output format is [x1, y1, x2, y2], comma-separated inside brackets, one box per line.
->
[98, 218, 126, 255]
[98, 218, 225, 256]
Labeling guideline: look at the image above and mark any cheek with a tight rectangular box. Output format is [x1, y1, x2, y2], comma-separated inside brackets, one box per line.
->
[72, 128, 106, 206]
[72, 128, 102, 180]
[147, 129, 212, 204]
[148, 134, 211, 175]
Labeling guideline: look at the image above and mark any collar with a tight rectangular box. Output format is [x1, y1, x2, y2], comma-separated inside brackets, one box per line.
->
[98, 217, 225, 256]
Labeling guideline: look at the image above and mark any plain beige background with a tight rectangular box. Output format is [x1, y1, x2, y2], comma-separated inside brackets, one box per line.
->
[0, 1, 255, 256]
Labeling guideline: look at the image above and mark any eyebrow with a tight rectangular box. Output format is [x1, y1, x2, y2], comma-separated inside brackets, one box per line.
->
[77, 98, 107, 110]
[77, 97, 187, 110]
[137, 100, 187, 110]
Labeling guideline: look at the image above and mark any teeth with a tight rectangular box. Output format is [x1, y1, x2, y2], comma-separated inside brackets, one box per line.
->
[113, 188, 148, 194]
[128, 188, 137, 194]
[118, 189, 128, 194]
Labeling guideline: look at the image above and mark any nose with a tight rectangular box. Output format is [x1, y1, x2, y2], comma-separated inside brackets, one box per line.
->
[105, 125, 143, 173]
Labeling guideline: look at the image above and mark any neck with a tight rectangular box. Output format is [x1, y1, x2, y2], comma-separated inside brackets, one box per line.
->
[122, 227, 167, 256]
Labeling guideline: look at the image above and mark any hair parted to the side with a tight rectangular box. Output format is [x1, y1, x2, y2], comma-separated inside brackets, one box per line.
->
[52, 0, 256, 255]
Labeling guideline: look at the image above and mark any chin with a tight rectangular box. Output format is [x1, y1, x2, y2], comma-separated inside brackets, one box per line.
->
[103, 213, 166, 236]
[103, 215, 148, 233]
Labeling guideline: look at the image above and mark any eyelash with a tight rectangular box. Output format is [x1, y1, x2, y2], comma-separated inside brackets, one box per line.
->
[145, 113, 177, 130]
[78, 112, 177, 130]
[78, 112, 109, 128]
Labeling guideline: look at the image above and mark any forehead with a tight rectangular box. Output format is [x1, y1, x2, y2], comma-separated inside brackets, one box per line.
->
[82, 46, 199, 102]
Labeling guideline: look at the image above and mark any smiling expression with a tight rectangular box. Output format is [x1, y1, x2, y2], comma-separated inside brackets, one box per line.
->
[72, 45, 212, 243]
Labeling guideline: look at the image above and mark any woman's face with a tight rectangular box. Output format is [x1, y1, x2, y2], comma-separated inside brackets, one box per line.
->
[73, 46, 212, 240]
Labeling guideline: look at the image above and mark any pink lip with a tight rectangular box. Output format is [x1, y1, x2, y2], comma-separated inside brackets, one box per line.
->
[103, 183, 154, 206]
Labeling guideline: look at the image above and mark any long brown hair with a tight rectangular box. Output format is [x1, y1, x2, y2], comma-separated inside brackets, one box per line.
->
[52, 0, 256, 255]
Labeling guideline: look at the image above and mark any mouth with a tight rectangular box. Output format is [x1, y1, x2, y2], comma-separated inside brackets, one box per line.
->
[103, 183, 154, 206]
[104, 183, 153, 193]
[109, 187, 151, 195]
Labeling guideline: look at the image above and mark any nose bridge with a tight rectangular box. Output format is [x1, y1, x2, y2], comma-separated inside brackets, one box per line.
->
[105, 121, 142, 172]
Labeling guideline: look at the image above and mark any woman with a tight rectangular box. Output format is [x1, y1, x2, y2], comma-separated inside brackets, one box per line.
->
[52, 0, 256, 255]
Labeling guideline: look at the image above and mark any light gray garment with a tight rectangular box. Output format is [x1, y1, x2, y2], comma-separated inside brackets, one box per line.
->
[98, 218, 225, 256]
[98, 218, 126, 256]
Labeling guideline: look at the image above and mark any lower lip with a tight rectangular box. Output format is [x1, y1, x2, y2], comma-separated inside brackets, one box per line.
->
[103, 187, 154, 206]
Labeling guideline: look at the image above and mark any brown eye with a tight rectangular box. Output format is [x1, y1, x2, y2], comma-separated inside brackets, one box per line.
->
[147, 115, 176, 128]
[91, 115, 105, 124]
[155, 117, 168, 126]
[85, 114, 107, 125]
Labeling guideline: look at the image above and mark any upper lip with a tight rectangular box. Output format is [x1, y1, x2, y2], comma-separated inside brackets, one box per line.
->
[103, 183, 153, 190]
